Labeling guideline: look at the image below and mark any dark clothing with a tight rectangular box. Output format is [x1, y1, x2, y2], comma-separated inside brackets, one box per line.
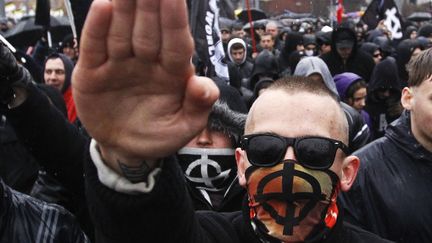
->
[3, 83, 93, 238]
[320, 28, 375, 82]
[340, 111, 432, 243]
[0, 116, 39, 193]
[0, 180, 88, 242]
[84, 150, 391, 243]
[248, 50, 279, 91]
[186, 180, 245, 212]
[365, 57, 402, 139]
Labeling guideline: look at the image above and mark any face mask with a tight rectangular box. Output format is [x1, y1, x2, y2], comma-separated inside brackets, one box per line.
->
[305, 50, 315, 56]
[177, 147, 237, 192]
[245, 160, 340, 242]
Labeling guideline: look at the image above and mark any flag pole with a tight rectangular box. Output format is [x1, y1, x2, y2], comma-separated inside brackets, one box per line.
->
[245, 0, 257, 53]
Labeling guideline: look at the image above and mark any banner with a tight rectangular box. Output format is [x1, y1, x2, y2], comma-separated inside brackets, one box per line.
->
[189, 0, 230, 82]
[361, 0, 404, 40]
[35, 0, 51, 27]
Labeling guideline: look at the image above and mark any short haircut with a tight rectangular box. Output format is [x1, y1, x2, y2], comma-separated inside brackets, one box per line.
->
[268, 76, 339, 102]
[231, 42, 245, 51]
[346, 80, 367, 101]
[407, 48, 432, 87]
[260, 32, 274, 41]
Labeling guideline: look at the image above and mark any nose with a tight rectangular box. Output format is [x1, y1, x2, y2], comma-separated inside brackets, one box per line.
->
[359, 98, 366, 108]
[196, 128, 213, 147]
[283, 147, 296, 161]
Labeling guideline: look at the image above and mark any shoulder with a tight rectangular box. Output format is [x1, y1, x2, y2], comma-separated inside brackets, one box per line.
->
[340, 222, 394, 243]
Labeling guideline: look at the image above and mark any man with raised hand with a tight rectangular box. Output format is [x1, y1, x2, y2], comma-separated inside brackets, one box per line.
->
[73, 0, 391, 242]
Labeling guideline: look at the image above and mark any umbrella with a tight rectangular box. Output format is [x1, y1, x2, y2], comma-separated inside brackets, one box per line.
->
[237, 9, 267, 23]
[4, 16, 44, 48]
[4, 15, 72, 47]
[50, 16, 72, 43]
[407, 12, 432, 22]
[242, 19, 268, 31]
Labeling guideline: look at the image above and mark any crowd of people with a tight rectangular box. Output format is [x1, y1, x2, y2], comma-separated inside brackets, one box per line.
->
[0, 0, 432, 242]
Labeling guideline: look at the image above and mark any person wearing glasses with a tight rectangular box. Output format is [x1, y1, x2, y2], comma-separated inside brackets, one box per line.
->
[341, 48, 432, 243]
[71, 1, 390, 242]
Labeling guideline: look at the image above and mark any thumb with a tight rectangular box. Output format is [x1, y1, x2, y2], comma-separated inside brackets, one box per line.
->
[183, 76, 219, 118]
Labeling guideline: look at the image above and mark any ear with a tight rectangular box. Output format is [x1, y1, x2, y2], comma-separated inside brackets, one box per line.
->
[401, 87, 413, 110]
[235, 148, 248, 187]
[339, 155, 360, 192]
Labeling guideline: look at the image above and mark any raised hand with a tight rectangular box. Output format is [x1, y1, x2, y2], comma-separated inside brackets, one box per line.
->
[72, 0, 219, 170]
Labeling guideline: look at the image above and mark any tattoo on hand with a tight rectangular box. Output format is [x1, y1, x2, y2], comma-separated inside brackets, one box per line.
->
[118, 160, 151, 183]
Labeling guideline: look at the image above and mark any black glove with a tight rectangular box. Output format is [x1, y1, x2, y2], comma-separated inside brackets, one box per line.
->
[0, 44, 34, 105]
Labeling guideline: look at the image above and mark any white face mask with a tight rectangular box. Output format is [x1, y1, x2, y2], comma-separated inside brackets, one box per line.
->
[305, 50, 315, 57]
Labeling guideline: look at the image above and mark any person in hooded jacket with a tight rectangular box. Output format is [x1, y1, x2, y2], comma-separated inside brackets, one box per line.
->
[278, 32, 304, 76]
[321, 27, 375, 82]
[365, 58, 403, 139]
[43, 53, 77, 124]
[340, 48, 432, 243]
[359, 42, 382, 64]
[247, 49, 279, 92]
[294, 57, 371, 153]
[334, 72, 372, 129]
[178, 80, 247, 212]
[227, 38, 253, 87]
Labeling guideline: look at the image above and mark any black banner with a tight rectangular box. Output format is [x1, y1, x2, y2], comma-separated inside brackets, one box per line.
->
[35, 0, 51, 27]
[189, 0, 229, 82]
[362, 0, 404, 40]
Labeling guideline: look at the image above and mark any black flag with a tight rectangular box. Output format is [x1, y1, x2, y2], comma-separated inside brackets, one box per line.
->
[189, 0, 229, 82]
[362, 0, 404, 40]
[35, 0, 51, 27]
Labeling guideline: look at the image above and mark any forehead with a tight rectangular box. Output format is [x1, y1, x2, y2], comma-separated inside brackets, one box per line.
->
[45, 58, 65, 70]
[246, 90, 343, 140]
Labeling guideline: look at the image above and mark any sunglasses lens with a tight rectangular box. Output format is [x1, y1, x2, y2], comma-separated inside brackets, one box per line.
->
[247, 135, 285, 166]
[296, 138, 335, 169]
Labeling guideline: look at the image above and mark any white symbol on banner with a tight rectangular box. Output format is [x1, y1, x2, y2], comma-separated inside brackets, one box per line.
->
[185, 155, 231, 188]
[384, 7, 403, 40]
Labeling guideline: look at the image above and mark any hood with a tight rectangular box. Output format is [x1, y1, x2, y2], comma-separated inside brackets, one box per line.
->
[333, 72, 363, 102]
[227, 38, 247, 65]
[396, 39, 423, 82]
[331, 27, 358, 58]
[249, 50, 279, 90]
[359, 42, 380, 57]
[386, 110, 432, 162]
[281, 32, 303, 59]
[293, 56, 340, 99]
[368, 57, 402, 93]
[44, 53, 75, 94]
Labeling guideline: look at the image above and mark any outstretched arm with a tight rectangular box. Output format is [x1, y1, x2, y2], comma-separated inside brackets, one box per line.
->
[73, 0, 219, 175]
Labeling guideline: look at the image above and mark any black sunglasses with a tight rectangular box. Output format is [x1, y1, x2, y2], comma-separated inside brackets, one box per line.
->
[240, 133, 350, 170]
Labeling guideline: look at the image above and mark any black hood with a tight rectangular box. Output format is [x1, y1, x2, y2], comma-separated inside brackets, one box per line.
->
[331, 27, 358, 58]
[368, 57, 402, 94]
[44, 53, 75, 94]
[359, 42, 380, 57]
[249, 50, 279, 90]
[396, 39, 423, 82]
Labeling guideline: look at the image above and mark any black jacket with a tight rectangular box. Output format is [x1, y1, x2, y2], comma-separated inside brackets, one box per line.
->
[320, 27, 375, 82]
[84, 151, 391, 243]
[0, 180, 88, 242]
[340, 111, 432, 243]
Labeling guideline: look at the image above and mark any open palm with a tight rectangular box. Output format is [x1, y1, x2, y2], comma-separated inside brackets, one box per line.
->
[72, 0, 219, 163]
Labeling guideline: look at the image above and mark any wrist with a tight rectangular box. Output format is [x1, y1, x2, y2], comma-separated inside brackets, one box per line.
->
[97, 143, 162, 183]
